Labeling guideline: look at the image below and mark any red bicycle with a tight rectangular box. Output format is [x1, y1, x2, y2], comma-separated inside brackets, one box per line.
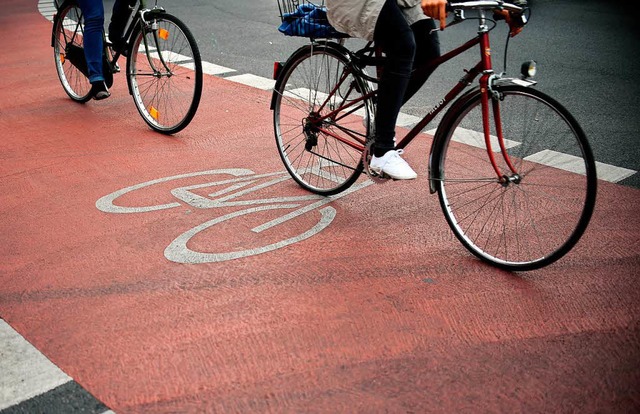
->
[271, 0, 597, 270]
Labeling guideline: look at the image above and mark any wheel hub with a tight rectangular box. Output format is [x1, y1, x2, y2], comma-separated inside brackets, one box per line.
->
[303, 113, 321, 151]
[501, 173, 522, 186]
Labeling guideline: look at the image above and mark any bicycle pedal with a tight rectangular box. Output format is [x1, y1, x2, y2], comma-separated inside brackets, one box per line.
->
[369, 170, 391, 183]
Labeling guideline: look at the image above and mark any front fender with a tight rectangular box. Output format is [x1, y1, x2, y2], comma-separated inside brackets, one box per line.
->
[427, 85, 482, 193]
[427, 78, 536, 194]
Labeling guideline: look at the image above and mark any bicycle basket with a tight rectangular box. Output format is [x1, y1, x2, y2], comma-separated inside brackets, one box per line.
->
[277, 0, 348, 38]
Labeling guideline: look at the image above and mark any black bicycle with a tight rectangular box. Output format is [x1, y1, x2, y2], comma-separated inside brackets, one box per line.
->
[52, 0, 203, 134]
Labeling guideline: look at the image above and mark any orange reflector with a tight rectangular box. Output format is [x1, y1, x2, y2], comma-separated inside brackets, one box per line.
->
[158, 28, 169, 40]
[60, 54, 65, 64]
[149, 107, 159, 120]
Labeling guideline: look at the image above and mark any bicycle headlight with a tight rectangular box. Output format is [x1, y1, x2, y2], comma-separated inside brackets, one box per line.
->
[521, 60, 537, 78]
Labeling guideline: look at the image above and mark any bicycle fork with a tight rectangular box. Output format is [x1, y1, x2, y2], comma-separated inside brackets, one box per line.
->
[478, 18, 519, 185]
[138, 8, 174, 77]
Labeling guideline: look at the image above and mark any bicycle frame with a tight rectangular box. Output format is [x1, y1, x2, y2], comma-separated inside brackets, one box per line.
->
[108, 0, 174, 76]
[51, 0, 172, 77]
[310, 7, 527, 185]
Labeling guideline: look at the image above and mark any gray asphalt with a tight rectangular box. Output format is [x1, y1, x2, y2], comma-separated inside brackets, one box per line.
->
[105, 0, 640, 188]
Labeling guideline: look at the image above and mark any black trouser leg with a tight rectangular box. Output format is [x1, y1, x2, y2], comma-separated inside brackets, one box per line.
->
[373, 0, 416, 157]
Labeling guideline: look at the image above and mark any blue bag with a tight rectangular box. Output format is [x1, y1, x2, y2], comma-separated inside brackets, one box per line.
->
[278, 4, 348, 38]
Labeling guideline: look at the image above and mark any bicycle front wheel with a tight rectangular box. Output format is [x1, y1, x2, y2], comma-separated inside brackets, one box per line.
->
[127, 13, 203, 134]
[273, 43, 373, 195]
[435, 85, 597, 270]
[53, 1, 92, 102]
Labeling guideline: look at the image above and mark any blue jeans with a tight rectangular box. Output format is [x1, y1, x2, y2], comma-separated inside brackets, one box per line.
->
[77, 0, 104, 83]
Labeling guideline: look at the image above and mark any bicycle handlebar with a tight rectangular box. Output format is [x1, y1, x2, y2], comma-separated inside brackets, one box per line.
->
[448, 0, 526, 13]
[447, 0, 528, 36]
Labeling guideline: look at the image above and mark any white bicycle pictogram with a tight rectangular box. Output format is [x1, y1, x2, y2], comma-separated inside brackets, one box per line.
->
[96, 168, 371, 263]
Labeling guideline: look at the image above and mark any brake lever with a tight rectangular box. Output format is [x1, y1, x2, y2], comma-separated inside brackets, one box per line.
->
[429, 9, 465, 34]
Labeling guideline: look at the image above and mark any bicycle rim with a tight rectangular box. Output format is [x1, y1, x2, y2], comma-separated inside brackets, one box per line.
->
[437, 86, 597, 270]
[273, 44, 371, 195]
[128, 13, 202, 134]
[53, 3, 92, 102]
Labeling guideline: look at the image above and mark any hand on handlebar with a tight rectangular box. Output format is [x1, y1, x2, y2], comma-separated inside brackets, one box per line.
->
[493, 9, 526, 37]
[421, 0, 449, 31]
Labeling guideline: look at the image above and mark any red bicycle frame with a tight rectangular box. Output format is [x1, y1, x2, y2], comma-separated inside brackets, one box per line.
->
[314, 10, 519, 181]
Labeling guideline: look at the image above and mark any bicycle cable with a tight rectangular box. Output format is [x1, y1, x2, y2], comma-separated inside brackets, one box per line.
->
[503, 6, 533, 75]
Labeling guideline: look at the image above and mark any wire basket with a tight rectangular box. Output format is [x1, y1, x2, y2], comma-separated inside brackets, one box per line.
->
[277, 0, 325, 22]
[277, 0, 347, 38]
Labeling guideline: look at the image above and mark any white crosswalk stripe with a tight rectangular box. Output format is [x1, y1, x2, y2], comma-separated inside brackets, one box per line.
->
[0, 320, 71, 410]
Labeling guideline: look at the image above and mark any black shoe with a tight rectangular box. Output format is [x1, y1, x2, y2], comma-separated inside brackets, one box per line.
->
[90, 81, 110, 100]
[107, 34, 128, 57]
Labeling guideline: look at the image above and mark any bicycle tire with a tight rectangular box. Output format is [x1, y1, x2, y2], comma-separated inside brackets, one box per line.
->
[53, 1, 92, 102]
[127, 12, 203, 134]
[434, 85, 597, 270]
[273, 43, 373, 195]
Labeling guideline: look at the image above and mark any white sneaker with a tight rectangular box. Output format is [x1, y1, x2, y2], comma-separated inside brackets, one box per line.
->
[369, 149, 417, 180]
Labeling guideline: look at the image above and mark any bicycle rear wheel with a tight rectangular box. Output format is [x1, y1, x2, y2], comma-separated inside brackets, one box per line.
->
[435, 85, 597, 270]
[273, 43, 372, 195]
[53, 1, 92, 102]
[127, 13, 203, 134]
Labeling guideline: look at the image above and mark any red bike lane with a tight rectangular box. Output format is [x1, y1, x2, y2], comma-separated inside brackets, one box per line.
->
[1, 1, 639, 412]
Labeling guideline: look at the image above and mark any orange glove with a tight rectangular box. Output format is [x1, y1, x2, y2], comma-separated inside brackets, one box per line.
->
[421, 0, 449, 30]
[494, 9, 525, 37]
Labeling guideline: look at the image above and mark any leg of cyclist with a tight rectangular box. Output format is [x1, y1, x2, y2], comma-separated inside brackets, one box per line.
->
[370, 0, 418, 180]
[77, 0, 110, 99]
[108, 0, 133, 55]
[404, 18, 441, 104]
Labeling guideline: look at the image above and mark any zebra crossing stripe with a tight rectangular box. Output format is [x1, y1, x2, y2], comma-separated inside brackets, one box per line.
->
[525, 149, 637, 183]
[225, 73, 277, 90]
[0, 319, 113, 413]
[0, 319, 71, 410]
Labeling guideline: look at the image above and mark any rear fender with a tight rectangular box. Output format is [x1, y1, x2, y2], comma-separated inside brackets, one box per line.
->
[270, 41, 353, 110]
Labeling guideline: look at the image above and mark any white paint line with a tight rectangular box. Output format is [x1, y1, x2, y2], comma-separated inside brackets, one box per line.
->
[199, 61, 236, 75]
[0, 319, 72, 410]
[525, 150, 588, 175]
[426, 127, 520, 151]
[149, 51, 194, 64]
[594, 161, 637, 183]
[525, 149, 637, 183]
[284, 87, 328, 104]
[148, 52, 235, 75]
[225, 73, 276, 90]
[395, 112, 421, 128]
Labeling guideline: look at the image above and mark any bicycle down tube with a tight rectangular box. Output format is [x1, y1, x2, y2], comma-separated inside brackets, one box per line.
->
[311, 39, 488, 159]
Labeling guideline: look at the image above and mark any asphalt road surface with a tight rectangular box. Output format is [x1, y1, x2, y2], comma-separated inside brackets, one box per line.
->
[1, 1, 639, 412]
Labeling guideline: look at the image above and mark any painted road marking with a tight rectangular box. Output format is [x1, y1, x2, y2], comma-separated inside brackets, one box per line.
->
[396, 112, 421, 128]
[525, 149, 637, 183]
[0, 319, 114, 413]
[0, 319, 71, 410]
[425, 127, 520, 151]
[37, 1, 57, 21]
[96, 168, 373, 264]
[225, 73, 277, 90]
[199, 61, 236, 76]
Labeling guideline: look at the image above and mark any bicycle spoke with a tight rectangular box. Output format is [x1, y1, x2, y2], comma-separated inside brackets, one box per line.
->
[128, 14, 202, 133]
[274, 44, 371, 195]
[438, 86, 596, 270]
